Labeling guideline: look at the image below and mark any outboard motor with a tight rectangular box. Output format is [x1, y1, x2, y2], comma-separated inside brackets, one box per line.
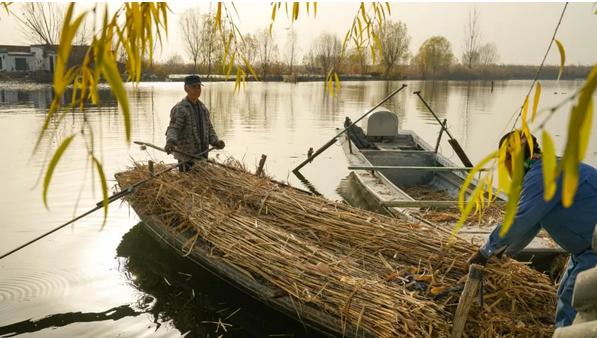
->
[362, 110, 398, 142]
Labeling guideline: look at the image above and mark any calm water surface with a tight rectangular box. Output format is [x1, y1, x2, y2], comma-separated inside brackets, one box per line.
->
[1, 80, 596, 337]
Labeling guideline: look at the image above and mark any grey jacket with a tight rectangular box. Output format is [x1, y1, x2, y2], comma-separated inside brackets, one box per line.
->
[165, 97, 219, 162]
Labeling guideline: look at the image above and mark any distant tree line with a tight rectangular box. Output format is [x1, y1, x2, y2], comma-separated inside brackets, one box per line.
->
[14, 4, 592, 82]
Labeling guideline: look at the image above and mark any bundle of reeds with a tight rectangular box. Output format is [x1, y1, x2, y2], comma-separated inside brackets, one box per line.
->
[401, 186, 505, 226]
[117, 161, 556, 337]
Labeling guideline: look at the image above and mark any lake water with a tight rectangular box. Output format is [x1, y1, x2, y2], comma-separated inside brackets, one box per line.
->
[1, 80, 596, 337]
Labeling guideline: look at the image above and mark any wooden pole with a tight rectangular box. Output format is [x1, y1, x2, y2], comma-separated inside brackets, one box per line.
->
[413, 91, 474, 167]
[434, 119, 447, 153]
[256, 154, 267, 177]
[450, 264, 484, 338]
[292, 84, 407, 173]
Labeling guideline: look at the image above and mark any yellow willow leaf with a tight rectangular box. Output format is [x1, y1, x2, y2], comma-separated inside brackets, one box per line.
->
[385, 2, 391, 15]
[360, 3, 366, 21]
[271, 3, 276, 21]
[561, 65, 597, 206]
[541, 131, 558, 201]
[532, 82, 542, 122]
[334, 72, 341, 92]
[372, 31, 382, 54]
[292, 2, 299, 21]
[486, 173, 494, 203]
[555, 39, 565, 80]
[91, 156, 109, 227]
[43, 134, 76, 209]
[578, 98, 593, 160]
[215, 2, 222, 29]
[100, 55, 131, 142]
[452, 181, 485, 241]
[458, 151, 498, 211]
[499, 145, 525, 237]
[520, 95, 534, 157]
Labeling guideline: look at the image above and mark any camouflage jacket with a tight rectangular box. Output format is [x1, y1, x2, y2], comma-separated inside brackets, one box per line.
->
[165, 97, 219, 162]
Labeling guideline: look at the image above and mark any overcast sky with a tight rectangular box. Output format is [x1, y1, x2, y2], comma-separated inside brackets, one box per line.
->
[1, 2, 596, 66]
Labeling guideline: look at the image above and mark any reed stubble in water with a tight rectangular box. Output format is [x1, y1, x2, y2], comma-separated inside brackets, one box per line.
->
[117, 161, 556, 337]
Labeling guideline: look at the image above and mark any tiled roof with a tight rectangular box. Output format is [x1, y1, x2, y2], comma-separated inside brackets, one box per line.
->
[0, 45, 31, 53]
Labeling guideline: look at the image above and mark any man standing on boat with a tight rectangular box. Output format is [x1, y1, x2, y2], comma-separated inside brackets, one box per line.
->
[165, 75, 225, 171]
[467, 130, 597, 328]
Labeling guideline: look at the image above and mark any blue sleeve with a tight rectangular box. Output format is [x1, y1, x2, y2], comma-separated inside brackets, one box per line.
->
[480, 165, 559, 257]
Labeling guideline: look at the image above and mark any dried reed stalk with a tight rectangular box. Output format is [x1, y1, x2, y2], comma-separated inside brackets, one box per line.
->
[117, 161, 556, 337]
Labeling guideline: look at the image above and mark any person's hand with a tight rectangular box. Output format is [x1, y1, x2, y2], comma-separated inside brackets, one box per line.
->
[214, 140, 225, 150]
[164, 141, 177, 155]
[466, 250, 489, 270]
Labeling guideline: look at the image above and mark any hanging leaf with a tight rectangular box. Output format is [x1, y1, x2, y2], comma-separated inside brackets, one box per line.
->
[500, 134, 525, 237]
[43, 135, 76, 209]
[578, 98, 593, 160]
[541, 131, 558, 201]
[91, 156, 109, 226]
[498, 140, 512, 193]
[531, 82, 542, 122]
[100, 53, 131, 142]
[560, 65, 597, 206]
[451, 181, 485, 241]
[520, 95, 534, 158]
[555, 39, 565, 80]
[458, 151, 498, 211]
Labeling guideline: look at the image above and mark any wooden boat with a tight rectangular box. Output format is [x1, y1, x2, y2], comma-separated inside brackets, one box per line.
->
[115, 169, 373, 338]
[337, 109, 563, 257]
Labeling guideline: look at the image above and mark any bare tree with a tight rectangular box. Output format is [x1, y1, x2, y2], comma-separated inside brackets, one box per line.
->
[199, 13, 221, 78]
[310, 33, 342, 76]
[180, 7, 202, 73]
[74, 16, 91, 46]
[17, 3, 64, 45]
[284, 28, 299, 75]
[462, 7, 481, 69]
[379, 20, 410, 77]
[240, 33, 259, 65]
[478, 42, 499, 65]
[255, 28, 278, 79]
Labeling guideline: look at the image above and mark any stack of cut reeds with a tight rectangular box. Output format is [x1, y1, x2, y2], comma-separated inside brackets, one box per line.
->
[117, 161, 556, 337]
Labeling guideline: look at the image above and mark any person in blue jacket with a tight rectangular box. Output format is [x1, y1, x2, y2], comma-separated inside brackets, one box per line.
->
[467, 130, 597, 327]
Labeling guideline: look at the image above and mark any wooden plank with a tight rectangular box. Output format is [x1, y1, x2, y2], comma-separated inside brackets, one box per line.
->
[348, 165, 487, 171]
[381, 200, 460, 208]
[450, 264, 484, 338]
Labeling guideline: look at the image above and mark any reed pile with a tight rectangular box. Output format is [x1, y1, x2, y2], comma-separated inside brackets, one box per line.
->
[118, 161, 556, 337]
[401, 186, 504, 226]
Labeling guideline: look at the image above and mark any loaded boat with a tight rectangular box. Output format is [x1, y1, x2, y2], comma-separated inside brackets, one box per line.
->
[337, 109, 563, 259]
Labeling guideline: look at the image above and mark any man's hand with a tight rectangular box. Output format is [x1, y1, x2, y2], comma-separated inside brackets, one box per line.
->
[214, 140, 225, 150]
[164, 141, 177, 155]
[466, 250, 489, 270]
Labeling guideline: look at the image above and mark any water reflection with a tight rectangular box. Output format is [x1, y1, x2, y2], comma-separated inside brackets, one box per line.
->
[0, 305, 141, 337]
[413, 81, 450, 121]
[0, 85, 117, 111]
[116, 223, 324, 338]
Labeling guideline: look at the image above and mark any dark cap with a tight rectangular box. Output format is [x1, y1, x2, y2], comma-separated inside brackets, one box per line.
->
[184, 75, 203, 86]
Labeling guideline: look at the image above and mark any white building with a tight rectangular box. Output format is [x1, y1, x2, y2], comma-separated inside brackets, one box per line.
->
[0, 45, 57, 73]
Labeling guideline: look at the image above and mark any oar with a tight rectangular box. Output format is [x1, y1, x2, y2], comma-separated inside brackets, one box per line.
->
[0, 146, 214, 260]
[292, 84, 408, 174]
[413, 91, 474, 167]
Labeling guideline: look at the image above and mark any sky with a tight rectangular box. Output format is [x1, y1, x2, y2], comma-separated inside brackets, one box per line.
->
[1, 2, 596, 66]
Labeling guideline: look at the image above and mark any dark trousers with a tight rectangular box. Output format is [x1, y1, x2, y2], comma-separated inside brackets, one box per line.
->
[178, 160, 195, 172]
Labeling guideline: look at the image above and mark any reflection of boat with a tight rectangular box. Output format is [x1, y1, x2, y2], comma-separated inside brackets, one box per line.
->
[116, 223, 320, 338]
[115, 170, 369, 338]
[337, 109, 563, 257]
